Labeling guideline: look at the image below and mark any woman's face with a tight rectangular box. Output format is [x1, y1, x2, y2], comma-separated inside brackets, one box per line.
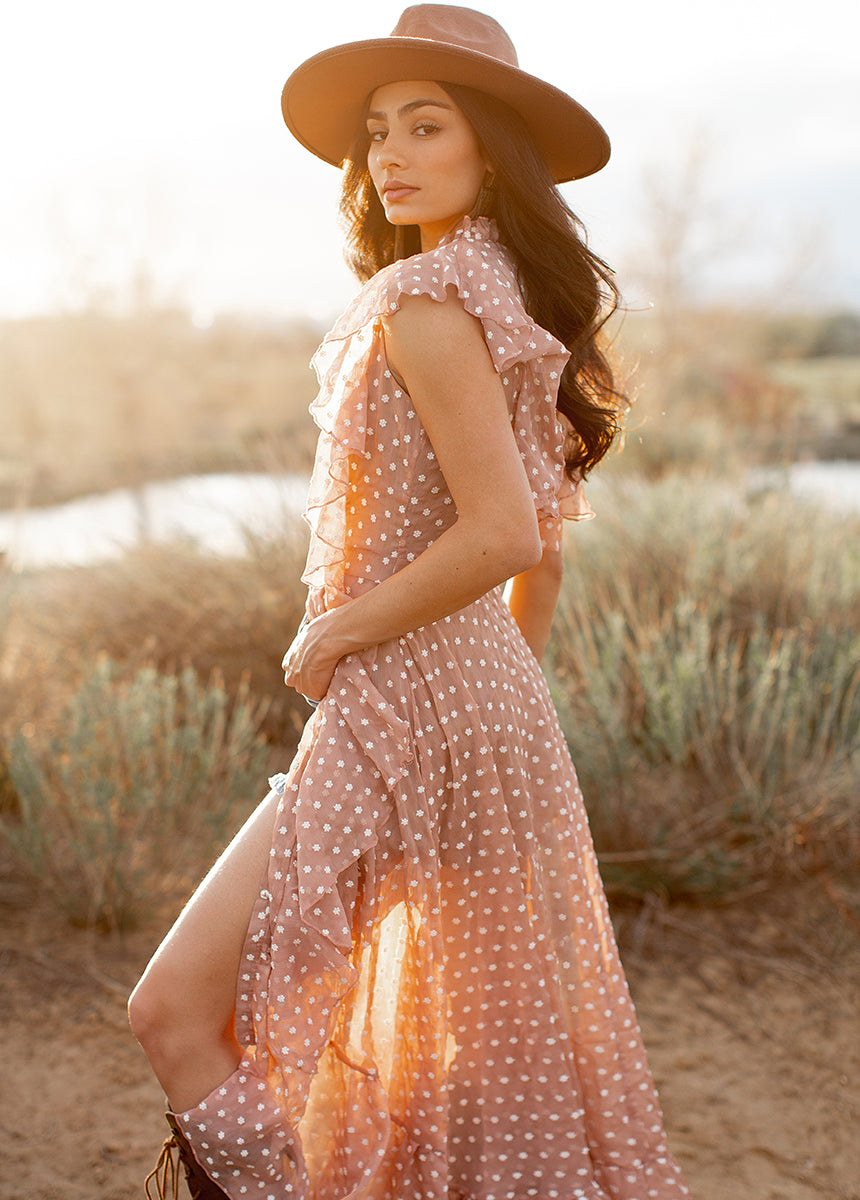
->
[366, 80, 490, 251]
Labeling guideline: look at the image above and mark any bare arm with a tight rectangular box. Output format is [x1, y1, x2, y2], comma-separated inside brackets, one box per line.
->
[283, 289, 543, 701]
[506, 535, 564, 663]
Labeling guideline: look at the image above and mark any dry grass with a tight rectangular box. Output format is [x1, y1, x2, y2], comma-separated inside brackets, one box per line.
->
[0, 532, 311, 753]
[605, 307, 814, 479]
[0, 309, 322, 507]
[0, 532, 312, 925]
[1, 304, 853, 512]
[548, 478, 860, 899]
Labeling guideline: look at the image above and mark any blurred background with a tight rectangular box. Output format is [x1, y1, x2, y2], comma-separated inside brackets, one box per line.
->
[2, 0, 857, 320]
[1, 4, 859, 1198]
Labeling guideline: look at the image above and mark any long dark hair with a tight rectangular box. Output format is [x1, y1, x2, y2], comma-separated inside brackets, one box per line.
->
[339, 83, 626, 478]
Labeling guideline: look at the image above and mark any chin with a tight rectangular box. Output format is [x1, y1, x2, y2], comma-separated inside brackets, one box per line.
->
[385, 206, 420, 225]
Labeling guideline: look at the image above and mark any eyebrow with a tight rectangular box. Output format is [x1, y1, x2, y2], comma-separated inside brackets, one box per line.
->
[365, 99, 454, 122]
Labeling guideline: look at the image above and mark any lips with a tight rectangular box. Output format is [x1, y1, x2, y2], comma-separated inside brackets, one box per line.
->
[383, 180, 418, 202]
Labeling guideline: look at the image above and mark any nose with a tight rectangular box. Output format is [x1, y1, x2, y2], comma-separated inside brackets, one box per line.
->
[374, 132, 406, 171]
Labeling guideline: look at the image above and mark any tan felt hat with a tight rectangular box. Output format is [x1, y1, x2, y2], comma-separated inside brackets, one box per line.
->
[281, 4, 610, 183]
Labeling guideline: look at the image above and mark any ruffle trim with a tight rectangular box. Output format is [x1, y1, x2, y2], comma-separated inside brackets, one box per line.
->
[301, 321, 376, 606]
[301, 217, 590, 604]
[324, 217, 568, 374]
[272, 654, 413, 950]
[559, 471, 596, 522]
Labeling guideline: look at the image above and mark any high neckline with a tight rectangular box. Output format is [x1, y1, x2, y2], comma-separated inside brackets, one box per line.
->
[434, 215, 499, 249]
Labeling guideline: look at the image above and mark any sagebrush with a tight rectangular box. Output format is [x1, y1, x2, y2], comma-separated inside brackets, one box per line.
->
[1, 658, 271, 929]
[548, 478, 860, 897]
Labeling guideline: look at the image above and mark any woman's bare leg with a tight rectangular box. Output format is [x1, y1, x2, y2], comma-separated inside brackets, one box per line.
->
[128, 788, 279, 1113]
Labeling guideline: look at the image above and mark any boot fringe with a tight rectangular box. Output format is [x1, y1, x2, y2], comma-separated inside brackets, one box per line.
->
[144, 1112, 230, 1200]
[144, 1131, 181, 1199]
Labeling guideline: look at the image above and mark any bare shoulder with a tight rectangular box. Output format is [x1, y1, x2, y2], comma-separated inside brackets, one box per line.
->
[381, 285, 492, 378]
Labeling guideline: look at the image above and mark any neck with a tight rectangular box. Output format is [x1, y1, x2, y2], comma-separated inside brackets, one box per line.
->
[418, 213, 470, 252]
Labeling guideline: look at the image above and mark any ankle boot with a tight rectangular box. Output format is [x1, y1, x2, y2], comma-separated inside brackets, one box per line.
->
[144, 1111, 230, 1200]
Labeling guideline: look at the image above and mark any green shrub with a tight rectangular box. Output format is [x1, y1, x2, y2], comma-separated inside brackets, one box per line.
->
[549, 479, 860, 898]
[1, 658, 271, 929]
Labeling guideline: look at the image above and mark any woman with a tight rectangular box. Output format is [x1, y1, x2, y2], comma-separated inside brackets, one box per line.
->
[130, 6, 690, 1199]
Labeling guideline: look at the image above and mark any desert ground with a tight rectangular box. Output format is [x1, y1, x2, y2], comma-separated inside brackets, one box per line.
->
[2, 861, 858, 1200]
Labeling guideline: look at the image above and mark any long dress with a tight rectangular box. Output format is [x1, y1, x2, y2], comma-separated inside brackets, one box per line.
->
[175, 216, 690, 1200]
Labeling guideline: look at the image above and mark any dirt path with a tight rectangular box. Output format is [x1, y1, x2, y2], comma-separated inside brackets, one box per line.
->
[1, 881, 858, 1200]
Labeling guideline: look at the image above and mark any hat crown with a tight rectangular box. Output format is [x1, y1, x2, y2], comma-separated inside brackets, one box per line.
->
[282, 4, 610, 182]
[389, 4, 519, 68]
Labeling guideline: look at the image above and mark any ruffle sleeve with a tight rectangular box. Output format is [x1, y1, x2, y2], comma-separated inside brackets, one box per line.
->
[378, 219, 567, 374]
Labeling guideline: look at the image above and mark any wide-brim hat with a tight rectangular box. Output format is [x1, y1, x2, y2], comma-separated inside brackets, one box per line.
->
[281, 4, 610, 184]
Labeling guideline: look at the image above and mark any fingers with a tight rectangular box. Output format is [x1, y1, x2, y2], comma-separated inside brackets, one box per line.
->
[281, 637, 299, 676]
[281, 603, 343, 702]
[283, 663, 327, 704]
[281, 633, 305, 693]
[280, 634, 329, 702]
[306, 590, 325, 621]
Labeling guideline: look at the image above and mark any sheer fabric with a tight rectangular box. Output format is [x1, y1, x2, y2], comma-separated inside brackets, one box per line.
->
[176, 218, 688, 1200]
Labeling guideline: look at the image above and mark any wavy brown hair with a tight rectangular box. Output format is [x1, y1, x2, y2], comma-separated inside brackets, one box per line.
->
[339, 83, 626, 478]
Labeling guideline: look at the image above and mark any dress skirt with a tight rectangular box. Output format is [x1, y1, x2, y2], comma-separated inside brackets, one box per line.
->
[174, 588, 688, 1199]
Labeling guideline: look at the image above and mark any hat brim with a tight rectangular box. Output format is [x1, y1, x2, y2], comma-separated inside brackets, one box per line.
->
[282, 38, 610, 184]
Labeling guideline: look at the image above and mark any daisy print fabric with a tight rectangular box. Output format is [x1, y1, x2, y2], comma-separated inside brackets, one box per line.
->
[176, 217, 688, 1200]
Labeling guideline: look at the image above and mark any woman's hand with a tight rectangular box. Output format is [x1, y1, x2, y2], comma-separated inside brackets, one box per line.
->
[281, 607, 351, 703]
[305, 587, 326, 621]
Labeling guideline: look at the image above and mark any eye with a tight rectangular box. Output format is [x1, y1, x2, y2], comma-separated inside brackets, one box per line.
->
[413, 121, 440, 137]
[367, 128, 387, 143]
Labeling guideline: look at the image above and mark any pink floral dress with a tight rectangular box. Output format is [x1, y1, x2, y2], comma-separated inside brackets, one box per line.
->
[175, 217, 689, 1200]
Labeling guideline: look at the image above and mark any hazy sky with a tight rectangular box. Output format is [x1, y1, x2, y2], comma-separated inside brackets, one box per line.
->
[3, 0, 858, 322]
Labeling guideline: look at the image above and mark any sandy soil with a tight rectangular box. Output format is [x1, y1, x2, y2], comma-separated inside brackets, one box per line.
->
[1, 874, 858, 1200]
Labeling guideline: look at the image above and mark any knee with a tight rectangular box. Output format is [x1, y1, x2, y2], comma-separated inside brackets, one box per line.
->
[128, 975, 170, 1051]
[128, 967, 232, 1070]
[128, 965, 197, 1055]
